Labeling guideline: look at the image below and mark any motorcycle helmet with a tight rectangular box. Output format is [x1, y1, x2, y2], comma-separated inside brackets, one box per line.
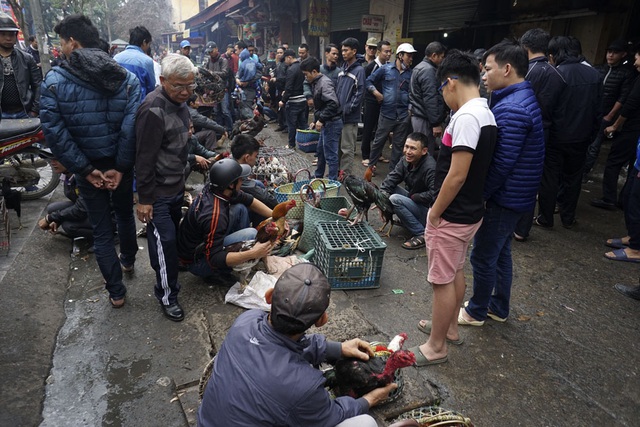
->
[396, 43, 417, 55]
[0, 13, 19, 32]
[209, 158, 251, 191]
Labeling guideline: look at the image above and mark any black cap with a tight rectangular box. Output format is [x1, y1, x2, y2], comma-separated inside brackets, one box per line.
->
[270, 264, 331, 330]
[205, 41, 217, 53]
[607, 39, 627, 52]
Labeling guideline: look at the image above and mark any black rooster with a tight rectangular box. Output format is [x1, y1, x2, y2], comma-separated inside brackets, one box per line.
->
[1, 178, 22, 229]
[330, 350, 416, 398]
[339, 168, 395, 235]
[230, 106, 267, 139]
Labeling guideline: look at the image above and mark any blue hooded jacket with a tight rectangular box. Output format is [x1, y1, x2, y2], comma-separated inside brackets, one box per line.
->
[40, 48, 141, 177]
[484, 80, 545, 212]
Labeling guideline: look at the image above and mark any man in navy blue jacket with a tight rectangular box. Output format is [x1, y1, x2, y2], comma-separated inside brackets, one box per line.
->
[535, 36, 602, 229]
[40, 14, 141, 309]
[336, 38, 365, 173]
[460, 41, 544, 325]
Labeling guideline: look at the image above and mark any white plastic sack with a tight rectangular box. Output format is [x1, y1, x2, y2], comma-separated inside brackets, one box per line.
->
[224, 271, 276, 311]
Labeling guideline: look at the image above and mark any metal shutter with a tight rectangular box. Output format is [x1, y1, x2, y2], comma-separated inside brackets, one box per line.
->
[408, 0, 479, 32]
[330, 0, 370, 32]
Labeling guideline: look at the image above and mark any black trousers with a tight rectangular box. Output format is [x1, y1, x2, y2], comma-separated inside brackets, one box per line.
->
[601, 129, 640, 204]
[537, 141, 588, 227]
[361, 100, 380, 160]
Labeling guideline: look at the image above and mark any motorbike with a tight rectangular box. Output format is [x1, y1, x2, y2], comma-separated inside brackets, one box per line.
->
[0, 118, 60, 200]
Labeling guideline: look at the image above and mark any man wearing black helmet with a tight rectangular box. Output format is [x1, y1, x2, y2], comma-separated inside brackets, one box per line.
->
[0, 13, 41, 119]
[177, 158, 274, 280]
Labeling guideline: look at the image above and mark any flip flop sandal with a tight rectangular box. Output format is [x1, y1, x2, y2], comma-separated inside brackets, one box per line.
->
[417, 320, 464, 345]
[605, 238, 629, 249]
[379, 156, 390, 163]
[457, 307, 484, 326]
[408, 346, 448, 367]
[402, 235, 425, 250]
[604, 248, 640, 263]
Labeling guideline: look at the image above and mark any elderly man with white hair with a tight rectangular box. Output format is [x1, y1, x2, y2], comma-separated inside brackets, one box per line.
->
[135, 53, 197, 322]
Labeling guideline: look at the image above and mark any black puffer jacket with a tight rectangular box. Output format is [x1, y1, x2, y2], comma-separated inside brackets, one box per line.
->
[597, 62, 635, 115]
[409, 58, 446, 125]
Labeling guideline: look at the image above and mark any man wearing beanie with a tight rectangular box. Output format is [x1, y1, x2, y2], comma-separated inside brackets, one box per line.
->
[198, 263, 395, 426]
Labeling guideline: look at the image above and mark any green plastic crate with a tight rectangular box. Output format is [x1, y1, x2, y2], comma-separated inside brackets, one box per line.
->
[313, 222, 387, 289]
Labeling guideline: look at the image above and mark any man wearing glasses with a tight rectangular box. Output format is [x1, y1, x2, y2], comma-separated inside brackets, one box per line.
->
[135, 54, 198, 322]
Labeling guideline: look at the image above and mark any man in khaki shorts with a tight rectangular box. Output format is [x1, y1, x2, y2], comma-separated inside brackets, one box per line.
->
[408, 50, 497, 366]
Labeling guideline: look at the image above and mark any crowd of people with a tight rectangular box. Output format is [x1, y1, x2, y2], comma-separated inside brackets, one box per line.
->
[2, 8, 640, 426]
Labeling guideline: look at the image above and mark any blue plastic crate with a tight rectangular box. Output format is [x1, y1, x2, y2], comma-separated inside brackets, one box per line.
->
[313, 222, 387, 289]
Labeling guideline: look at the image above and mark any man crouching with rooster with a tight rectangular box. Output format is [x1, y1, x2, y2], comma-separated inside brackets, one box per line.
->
[198, 263, 396, 426]
[177, 158, 275, 282]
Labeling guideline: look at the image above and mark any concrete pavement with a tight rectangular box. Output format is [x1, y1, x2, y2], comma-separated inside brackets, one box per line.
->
[1, 125, 639, 426]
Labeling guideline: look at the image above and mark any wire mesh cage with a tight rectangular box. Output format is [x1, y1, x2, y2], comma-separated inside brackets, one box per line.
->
[314, 222, 386, 289]
[393, 405, 474, 426]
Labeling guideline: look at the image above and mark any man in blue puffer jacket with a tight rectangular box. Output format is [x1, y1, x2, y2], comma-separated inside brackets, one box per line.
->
[40, 14, 141, 309]
[460, 41, 544, 325]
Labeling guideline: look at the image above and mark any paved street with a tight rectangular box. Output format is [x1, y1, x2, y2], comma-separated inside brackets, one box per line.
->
[1, 125, 639, 426]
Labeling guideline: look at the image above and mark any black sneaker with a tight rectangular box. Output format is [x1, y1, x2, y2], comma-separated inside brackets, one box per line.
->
[533, 215, 552, 229]
[590, 198, 617, 210]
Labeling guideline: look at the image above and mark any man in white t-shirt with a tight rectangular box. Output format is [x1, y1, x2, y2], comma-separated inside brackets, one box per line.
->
[409, 50, 497, 367]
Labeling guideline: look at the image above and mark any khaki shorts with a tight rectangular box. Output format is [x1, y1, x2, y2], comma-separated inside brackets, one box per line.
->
[425, 215, 482, 285]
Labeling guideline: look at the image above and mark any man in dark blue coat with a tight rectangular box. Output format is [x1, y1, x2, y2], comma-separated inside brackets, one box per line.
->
[460, 41, 544, 325]
[535, 36, 602, 229]
[40, 14, 141, 308]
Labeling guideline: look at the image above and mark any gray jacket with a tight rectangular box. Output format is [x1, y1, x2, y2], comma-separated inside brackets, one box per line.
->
[408, 58, 445, 125]
[0, 47, 42, 115]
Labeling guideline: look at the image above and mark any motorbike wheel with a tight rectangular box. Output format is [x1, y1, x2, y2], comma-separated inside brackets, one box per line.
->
[13, 153, 61, 201]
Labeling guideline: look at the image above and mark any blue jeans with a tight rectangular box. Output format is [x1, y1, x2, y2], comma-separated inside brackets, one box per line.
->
[286, 101, 308, 148]
[76, 171, 137, 300]
[229, 203, 251, 233]
[2, 110, 28, 119]
[215, 91, 234, 132]
[146, 192, 184, 305]
[188, 227, 258, 278]
[389, 187, 427, 237]
[315, 119, 343, 180]
[467, 201, 521, 320]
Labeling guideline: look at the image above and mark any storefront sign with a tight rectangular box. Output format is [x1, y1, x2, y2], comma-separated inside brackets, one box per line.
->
[309, 0, 330, 37]
[361, 14, 384, 33]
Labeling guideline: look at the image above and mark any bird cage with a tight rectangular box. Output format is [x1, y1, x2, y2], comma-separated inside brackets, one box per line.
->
[313, 221, 386, 289]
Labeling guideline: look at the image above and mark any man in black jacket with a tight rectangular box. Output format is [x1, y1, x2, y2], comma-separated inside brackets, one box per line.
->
[0, 13, 41, 119]
[584, 40, 635, 181]
[409, 42, 447, 155]
[514, 28, 566, 241]
[301, 56, 343, 180]
[535, 36, 602, 229]
[279, 49, 307, 149]
[204, 41, 233, 133]
[380, 132, 436, 250]
[38, 158, 92, 242]
[592, 44, 640, 210]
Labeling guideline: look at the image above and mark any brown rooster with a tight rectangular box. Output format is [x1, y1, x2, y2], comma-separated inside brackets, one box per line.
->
[256, 199, 297, 241]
